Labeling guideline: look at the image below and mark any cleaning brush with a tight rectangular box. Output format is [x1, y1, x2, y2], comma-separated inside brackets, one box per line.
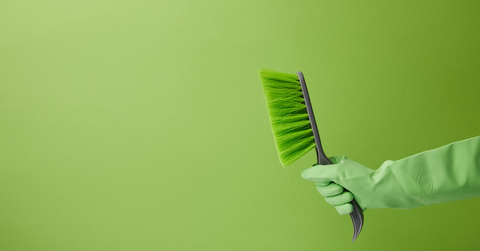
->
[259, 69, 364, 241]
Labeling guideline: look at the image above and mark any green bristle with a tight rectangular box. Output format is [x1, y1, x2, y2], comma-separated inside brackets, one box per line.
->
[259, 69, 316, 167]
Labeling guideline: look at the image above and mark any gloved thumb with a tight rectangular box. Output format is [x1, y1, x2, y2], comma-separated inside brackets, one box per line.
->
[301, 156, 348, 186]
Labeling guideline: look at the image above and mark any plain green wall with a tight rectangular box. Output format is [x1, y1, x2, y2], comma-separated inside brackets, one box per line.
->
[1, 0, 480, 250]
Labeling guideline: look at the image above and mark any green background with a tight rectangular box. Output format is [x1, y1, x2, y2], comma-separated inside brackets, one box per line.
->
[1, 0, 479, 250]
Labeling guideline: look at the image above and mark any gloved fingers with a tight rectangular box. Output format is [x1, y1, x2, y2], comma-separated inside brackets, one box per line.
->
[325, 191, 354, 206]
[316, 183, 344, 197]
[335, 203, 353, 215]
[314, 181, 330, 187]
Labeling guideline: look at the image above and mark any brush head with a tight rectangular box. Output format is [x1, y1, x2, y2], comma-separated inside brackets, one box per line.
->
[259, 69, 315, 167]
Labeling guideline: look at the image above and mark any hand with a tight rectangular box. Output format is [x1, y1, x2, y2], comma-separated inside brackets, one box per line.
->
[301, 136, 480, 215]
[301, 156, 374, 215]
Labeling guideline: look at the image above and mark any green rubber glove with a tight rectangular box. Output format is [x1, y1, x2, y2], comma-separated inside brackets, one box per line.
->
[301, 135, 480, 215]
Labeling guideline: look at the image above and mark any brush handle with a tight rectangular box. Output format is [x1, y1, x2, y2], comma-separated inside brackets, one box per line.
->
[321, 156, 364, 242]
[297, 71, 364, 242]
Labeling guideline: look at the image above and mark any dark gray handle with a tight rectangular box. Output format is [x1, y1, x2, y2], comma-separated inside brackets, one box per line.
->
[321, 156, 364, 242]
[298, 71, 364, 242]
